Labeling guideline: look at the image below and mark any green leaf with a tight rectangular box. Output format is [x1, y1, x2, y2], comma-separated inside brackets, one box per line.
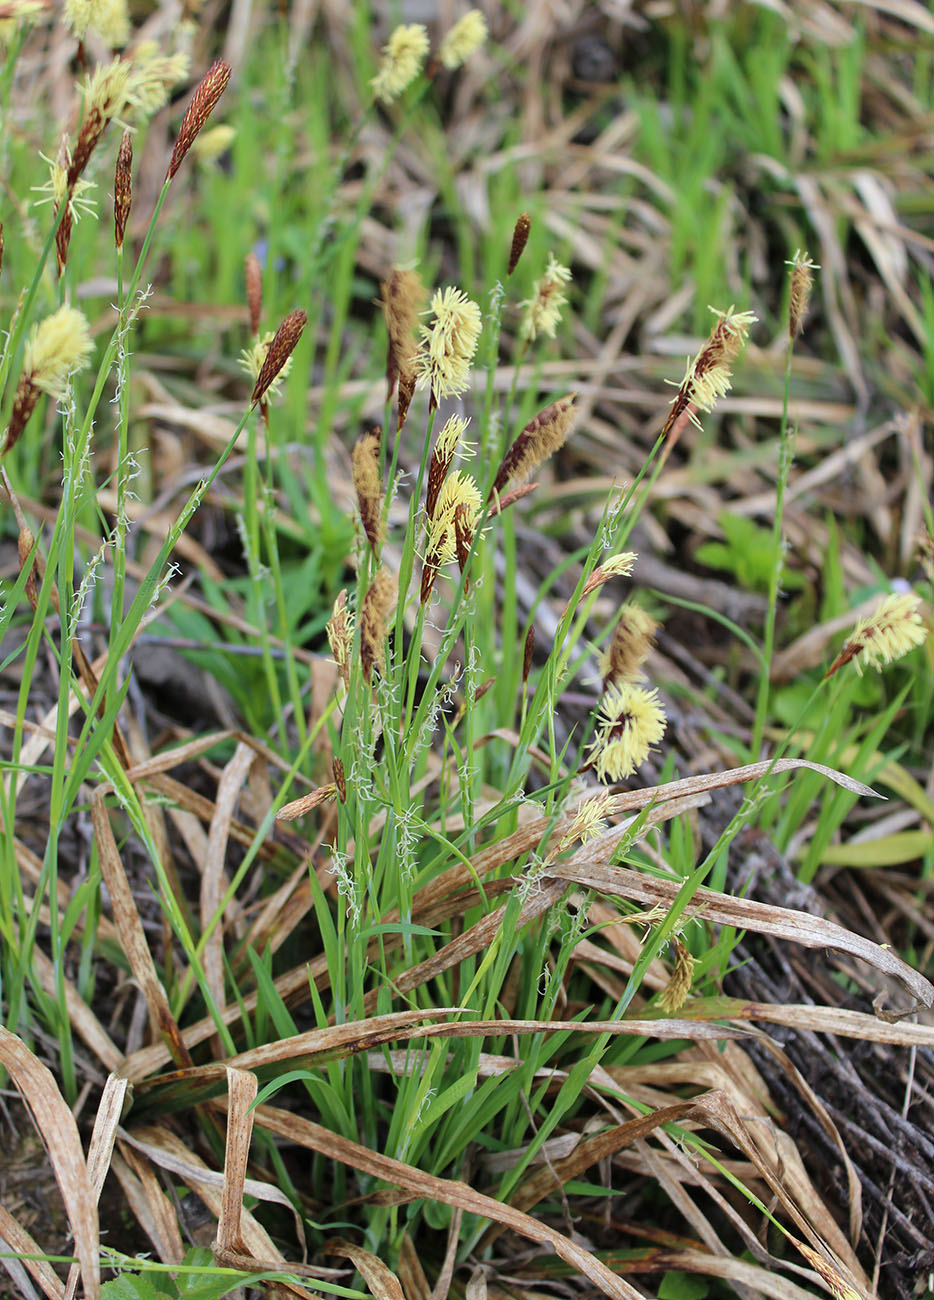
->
[101, 1276, 173, 1300]
[658, 1270, 710, 1300]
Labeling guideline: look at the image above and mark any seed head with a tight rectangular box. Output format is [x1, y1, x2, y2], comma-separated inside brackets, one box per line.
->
[360, 570, 396, 682]
[587, 682, 666, 783]
[600, 604, 658, 689]
[663, 305, 756, 439]
[787, 249, 818, 339]
[438, 9, 488, 69]
[371, 23, 429, 103]
[239, 331, 293, 403]
[397, 369, 416, 432]
[244, 252, 263, 336]
[167, 59, 231, 181]
[126, 43, 190, 116]
[657, 937, 695, 1012]
[352, 424, 384, 551]
[520, 253, 571, 341]
[250, 308, 306, 405]
[416, 286, 482, 406]
[114, 129, 132, 250]
[826, 592, 927, 678]
[332, 756, 346, 803]
[490, 393, 576, 499]
[508, 212, 531, 276]
[381, 266, 424, 397]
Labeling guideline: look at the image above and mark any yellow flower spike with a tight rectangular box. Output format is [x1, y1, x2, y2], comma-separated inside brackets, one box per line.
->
[826, 592, 928, 679]
[372, 24, 429, 103]
[587, 682, 667, 783]
[439, 9, 488, 70]
[520, 253, 571, 341]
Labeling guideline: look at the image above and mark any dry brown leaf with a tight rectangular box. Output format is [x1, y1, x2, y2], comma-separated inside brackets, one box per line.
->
[545, 861, 932, 1008]
[248, 1102, 649, 1300]
[202, 742, 255, 1022]
[0, 1028, 98, 1299]
[111, 1146, 185, 1264]
[325, 1240, 406, 1300]
[63, 1075, 129, 1300]
[0, 1201, 65, 1300]
[91, 789, 193, 1068]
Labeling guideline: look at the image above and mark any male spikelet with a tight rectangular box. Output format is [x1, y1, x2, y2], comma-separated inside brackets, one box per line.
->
[372, 24, 429, 103]
[508, 213, 531, 276]
[352, 425, 384, 550]
[167, 60, 231, 180]
[326, 590, 354, 693]
[587, 682, 666, 783]
[438, 9, 487, 69]
[520, 253, 571, 341]
[416, 285, 482, 407]
[826, 592, 927, 678]
[114, 130, 132, 250]
[787, 249, 818, 340]
[601, 605, 658, 689]
[3, 307, 93, 455]
[489, 394, 576, 499]
[360, 570, 396, 681]
[663, 306, 756, 441]
[250, 309, 306, 405]
[381, 267, 424, 399]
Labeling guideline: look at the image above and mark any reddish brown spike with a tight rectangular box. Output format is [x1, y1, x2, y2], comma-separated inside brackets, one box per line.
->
[251, 308, 306, 405]
[508, 212, 531, 275]
[114, 130, 133, 251]
[522, 625, 535, 684]
[332, 757, 346, 803]
[167, 60, 232, 181]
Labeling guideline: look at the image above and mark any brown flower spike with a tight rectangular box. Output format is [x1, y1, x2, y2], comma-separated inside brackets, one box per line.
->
[490, 394, 577, 500]
[381, 267, 424, 399]
[251, 309, 306, 405]
[245, 252, 263, 336]
[167, 60, 231, 181]
[114, 130, 133, 251]
[352, 424, 384, 550]
[360, 569, 396, 682]
[508, 213, 531, 276]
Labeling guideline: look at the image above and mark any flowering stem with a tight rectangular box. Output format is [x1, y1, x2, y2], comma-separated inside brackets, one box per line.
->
[752, 344, 796, 758]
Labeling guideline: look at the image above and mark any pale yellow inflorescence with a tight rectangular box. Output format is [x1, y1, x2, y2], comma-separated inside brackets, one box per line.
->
[520, 253, 571, 341]
[32, 150, 96, 222]
[0, 0, 48, 47]
[126, 43, 190, 115]
[439, 9, 488, 69]
[65, 0, 129, 46]
[371, 23, 429, 103]
[416, 286, 482, 401]
[82, 57, 132, 120]
[679, 306, 757, 417]
[587, 681, 667, 783]
[22, 306, 94, 399]
[426, 470, 482, 566]
[434, 413, 473, 461]
[239, 333, 293, 401]
[843, 592, 927, 675]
